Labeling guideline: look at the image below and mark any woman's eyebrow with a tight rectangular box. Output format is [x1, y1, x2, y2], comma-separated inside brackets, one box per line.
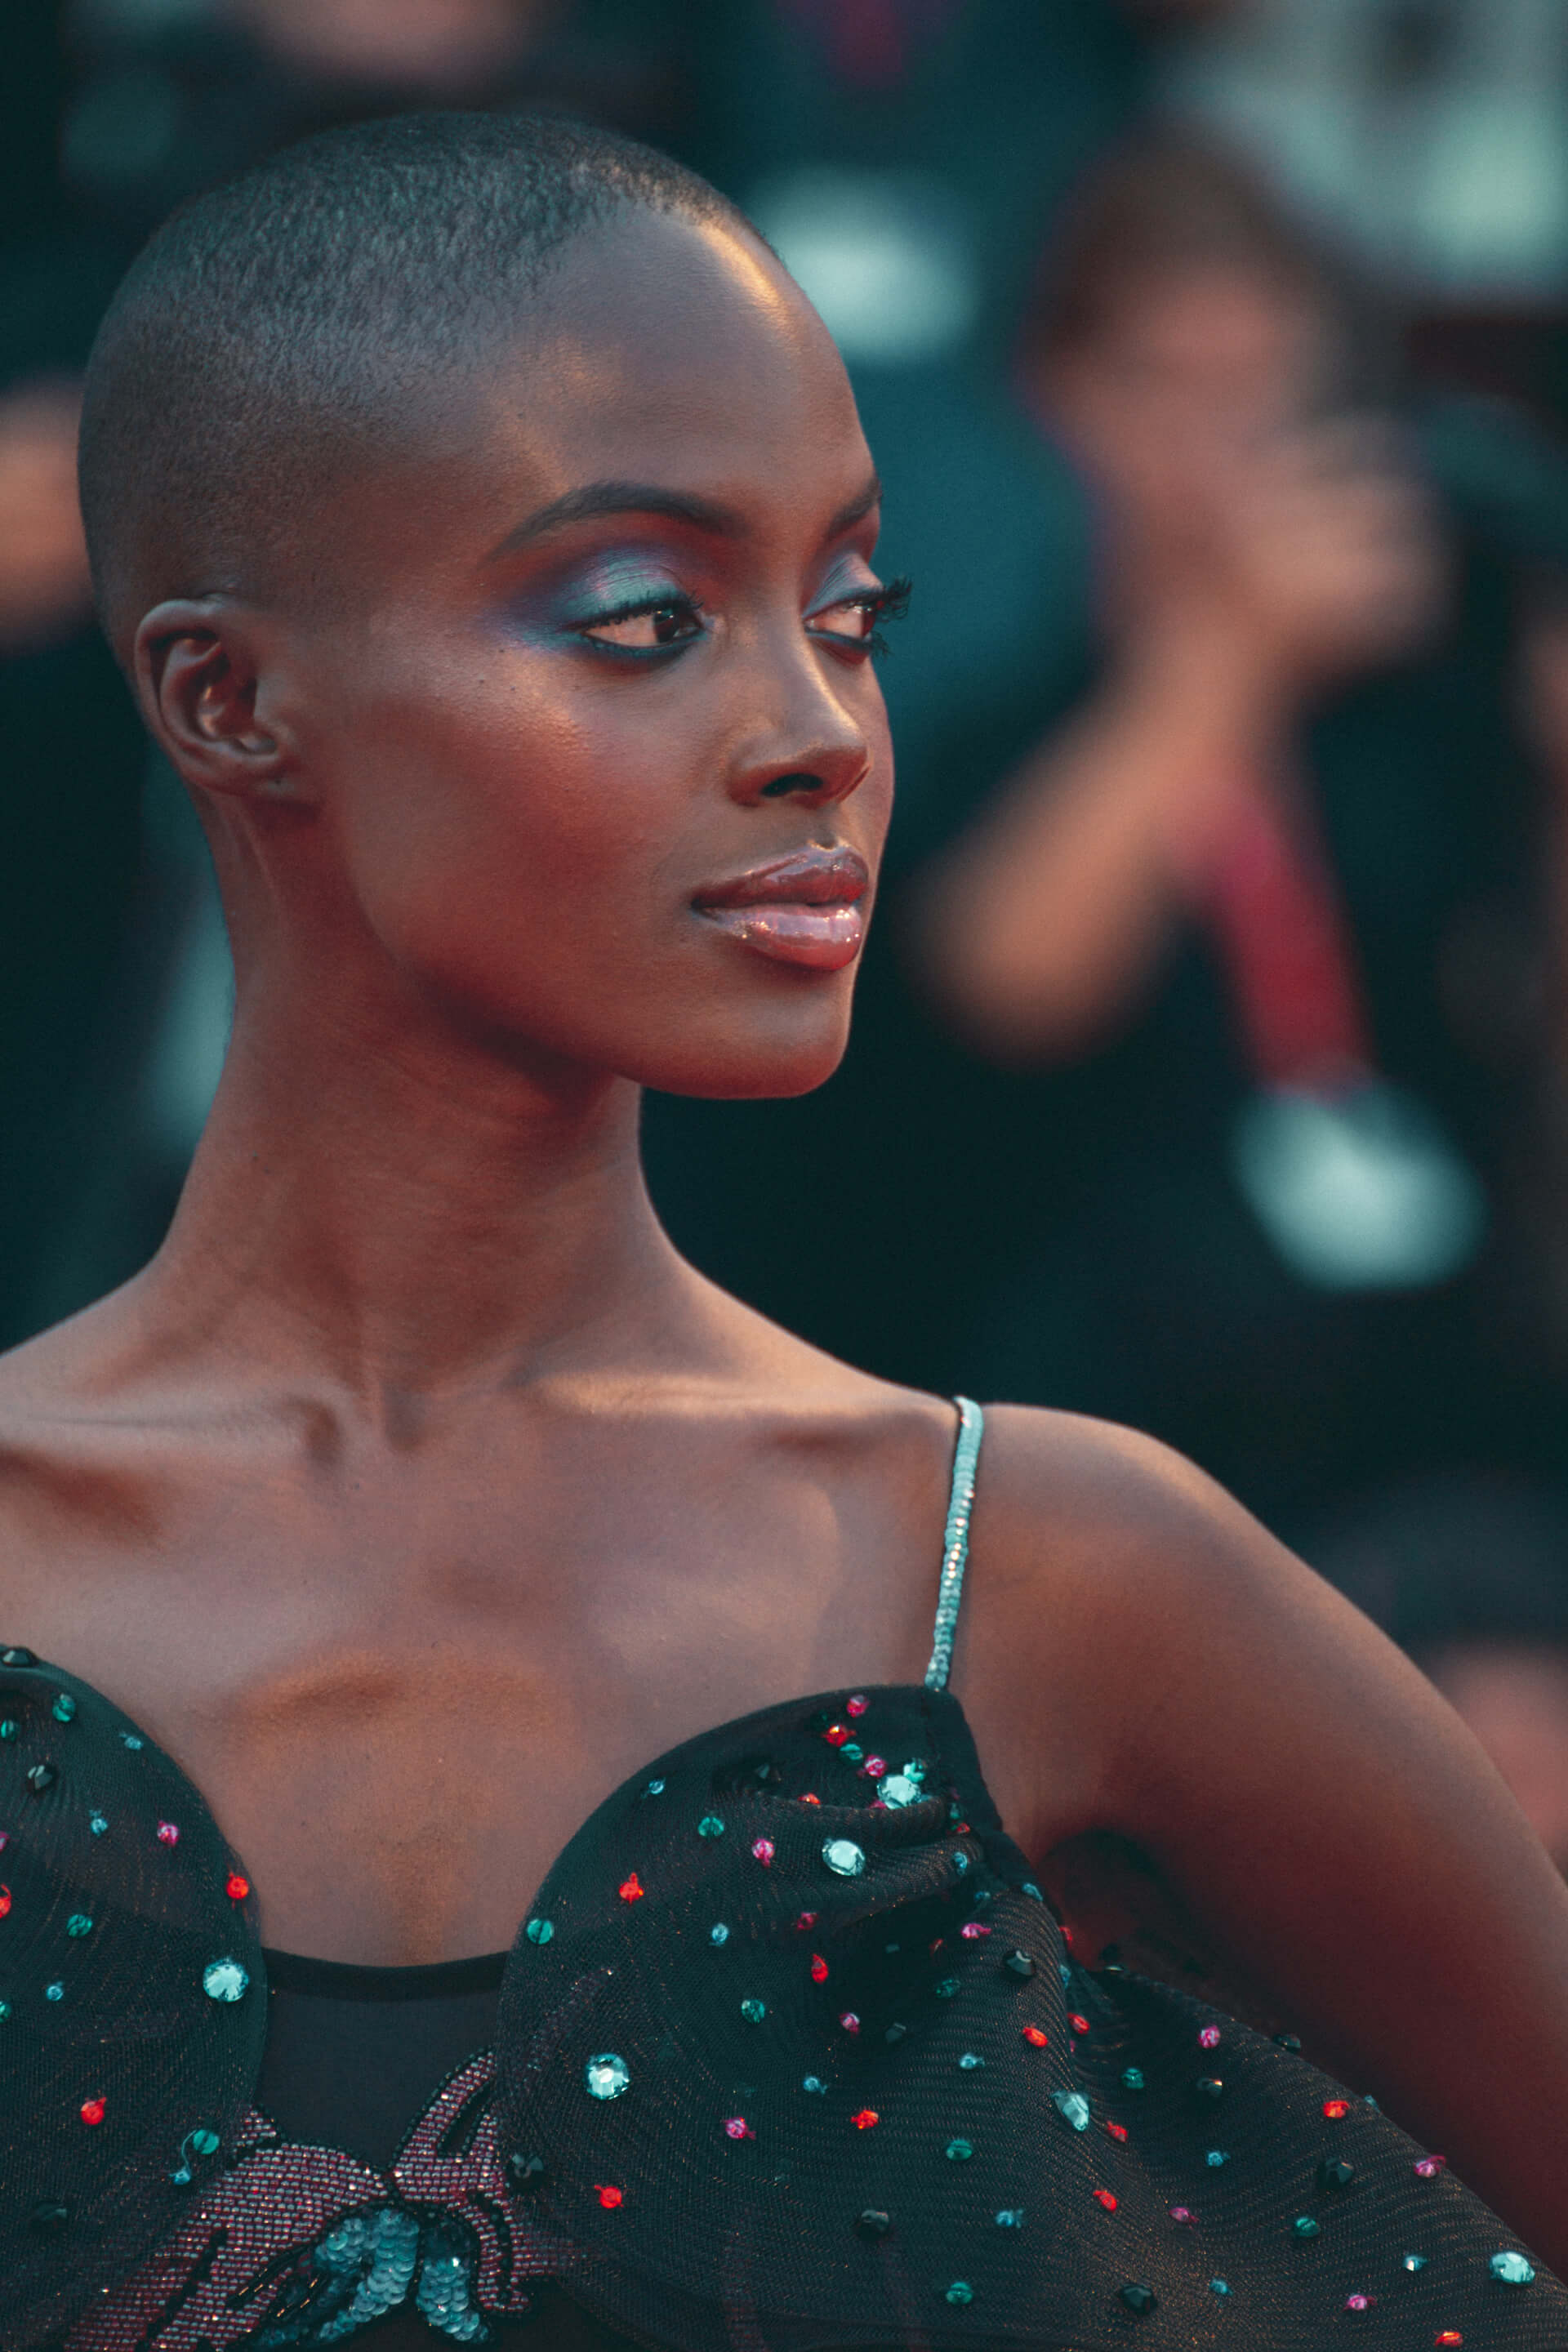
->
[488, 473, 883, 560]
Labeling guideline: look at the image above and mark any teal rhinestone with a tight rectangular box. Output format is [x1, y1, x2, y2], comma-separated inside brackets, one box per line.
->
[1206, 2149, 1230, 2167]
[1210, 2280, 1232, 2298]
[822, 1838, 865, 1878]
[710, 1924, 729, 1946]
[740, 1998, 766, 2024]
[0, 2000, 11, 2022]
[878, 1775, 922, 1807]
[802, 2076, 826, 2094]
[1120, 2068, 1145, 2092]
[951, 1851, 970, 1875]
[1120, 2284, 1156, 2317]
[945, 2137, 973, 2162]
[45, 1982, 64, 2001]
[933, 1976, 960, 1998]
[0, 1722, 16, 1742]
[995, 2209, 1023, 2228]
[65, 1915, 92, 1939]
[1490, 2252, 1536, 2287]
[644, 1779, 666, 1797]
[524, 1918, 554, 1945]
[840, 1743, 864, 1763]
[697, 1815, 726, 1839]
[944, 2283, 973, 2308]
[1020, 1882, 1043, 1900]
[121, 1735, 142, 1751]
[1401, 2256, 1428, 2274]
[202, 1958, 250, 2003]
[88, 1813, 108, 1836]
[1293, 2216, 1320, 2240]
[51, 1695, 76, 1725]
[584, 2053, 630, 2100]
[189, 2128, 220, 2157]
[958, 2053, 984, 2070]
[1052, 2091, 1090, 2132]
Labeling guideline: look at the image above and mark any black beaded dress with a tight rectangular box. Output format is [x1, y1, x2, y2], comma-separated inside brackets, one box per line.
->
[1, 1401, 1564, 2352]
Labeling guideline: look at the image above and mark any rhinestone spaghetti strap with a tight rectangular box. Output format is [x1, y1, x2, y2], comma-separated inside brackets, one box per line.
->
[923, 1396, 984, 1690]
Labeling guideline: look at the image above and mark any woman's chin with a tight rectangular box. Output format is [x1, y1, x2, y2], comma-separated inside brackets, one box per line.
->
[634, 1009, 853, 1102]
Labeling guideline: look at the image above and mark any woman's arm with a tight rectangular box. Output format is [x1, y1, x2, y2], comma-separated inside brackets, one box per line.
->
[970, 1406, 1568, 2274]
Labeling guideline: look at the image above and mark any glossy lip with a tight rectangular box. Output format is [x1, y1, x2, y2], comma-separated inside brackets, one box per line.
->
[692, 848, 871, 973]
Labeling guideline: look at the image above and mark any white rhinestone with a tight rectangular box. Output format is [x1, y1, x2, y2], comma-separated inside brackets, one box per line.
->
[202, 1958, 250, 2003]
[585, 2051, 630, 2100]
[822, 1838, 866, 1878]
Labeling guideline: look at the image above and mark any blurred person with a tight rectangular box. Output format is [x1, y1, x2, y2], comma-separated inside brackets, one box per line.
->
[878, 136, 1552, 1527]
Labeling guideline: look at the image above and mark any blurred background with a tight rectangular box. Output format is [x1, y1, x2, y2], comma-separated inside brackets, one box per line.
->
[7, 0, 1568, 1858]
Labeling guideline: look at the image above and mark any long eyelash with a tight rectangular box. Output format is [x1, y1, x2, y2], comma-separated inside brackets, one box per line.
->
[582, 590, 702, 628]
[859, 573, 912, 657]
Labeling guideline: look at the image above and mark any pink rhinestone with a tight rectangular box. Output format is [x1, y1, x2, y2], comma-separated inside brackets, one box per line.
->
[0, 1832, 9, 1854]
[1347, 2296, 1373, 2313]
[751, 1838, 776, 1866]
[960, 1922, 991, 1940]
[845, 1695, 869, 1717]
[724, 2116, 753, 2140]
[1199, 2026, 1221, 2049]
[862, 1756, 888, 1778]
[1169, 2207, 1195, 2224]
[1414, 2155, 1447, 2180]
[840, 2011, 861, 2034]
[793, 1911, 817, 1931]
[156, 1822, 180, 1846]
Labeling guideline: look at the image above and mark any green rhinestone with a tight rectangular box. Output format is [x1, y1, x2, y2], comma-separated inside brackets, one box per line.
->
[65, 1914, 93, 1939]
[740, 1998, 766, 2025]
[51, 1695, 76, 1724]
[944, 2283, 973, 2308]
[1120, 2067, 1144, 2091]
[697, 1815, 726, 1839]
[1293, 2216, 1320, 2240]
[524, 1918, 554, 1945]
[945, 2137, 973, 2162]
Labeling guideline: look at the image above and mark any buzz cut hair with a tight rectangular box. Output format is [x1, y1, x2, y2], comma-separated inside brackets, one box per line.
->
[78, 109, 756, 660]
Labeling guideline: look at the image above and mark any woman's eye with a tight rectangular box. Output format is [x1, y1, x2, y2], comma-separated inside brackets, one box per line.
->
[808, 595, 879, 645]
[580, 601, 703, 650]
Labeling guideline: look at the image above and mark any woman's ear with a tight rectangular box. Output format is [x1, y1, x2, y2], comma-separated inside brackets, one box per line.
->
[133, 597, 313, 804]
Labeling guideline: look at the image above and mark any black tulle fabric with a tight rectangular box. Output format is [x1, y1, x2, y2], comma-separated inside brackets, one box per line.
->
[2, 1655, 1565, 2352]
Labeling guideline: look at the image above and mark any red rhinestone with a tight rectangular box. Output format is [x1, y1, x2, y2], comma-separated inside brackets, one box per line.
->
[810, 1954, 829, 1983]
[1060, 1925, 1074, 1946]
[800, 1793, 821, 1806]
[618, 1873, 644, 1903]
[0, 1885, 11, 1919]
[225, 1873, 250, 1902]
[823, 1725, 851, 1748]
[793, 1911, 818, 1931]
[1070, 2013, 1090, 2034]
[1105, 2121, 1129, 2142]
[952, 1820, 971, 1834]
[845, 1695, 869, 1717]
[1322, 2099, 1350, 2119]
[80, 2096, 106, 2127]
[595, 2185, 623, 2209]
[1093, 2189, 1117, 2212]
[156, 1822, 180, 1846]
[852, 2108, 879, 2130]
[862, 1755, 888, 1778]
[1022, 2025, 1049, 2048]
[1435, 2335, 1463, 2347]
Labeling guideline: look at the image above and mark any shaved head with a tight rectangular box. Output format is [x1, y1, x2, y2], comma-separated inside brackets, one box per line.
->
[78, 110, 757, 659]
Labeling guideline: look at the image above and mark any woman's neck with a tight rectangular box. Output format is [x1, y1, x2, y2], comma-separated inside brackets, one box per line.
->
[131, 981, 692, 1405]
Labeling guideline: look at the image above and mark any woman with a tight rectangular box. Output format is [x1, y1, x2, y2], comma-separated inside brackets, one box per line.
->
[1, 111, 1565, 2351]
